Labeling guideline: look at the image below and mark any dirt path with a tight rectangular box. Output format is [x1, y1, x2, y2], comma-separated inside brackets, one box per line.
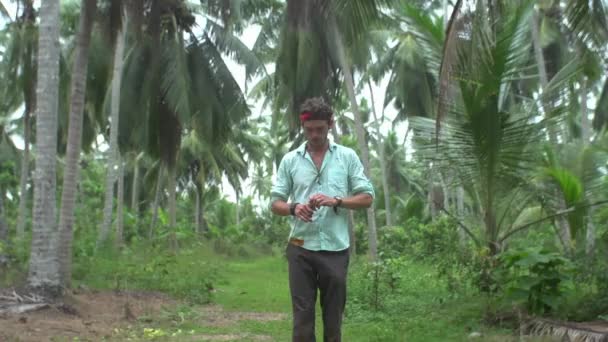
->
[0, 289, 286, 341]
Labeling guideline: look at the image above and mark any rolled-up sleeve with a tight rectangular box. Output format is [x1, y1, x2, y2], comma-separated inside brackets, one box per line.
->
[348, 151, 375, 198]
[270, 156, 292, 204]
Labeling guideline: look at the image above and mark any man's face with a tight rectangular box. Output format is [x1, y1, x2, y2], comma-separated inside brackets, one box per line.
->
[302, 120, 332, 148]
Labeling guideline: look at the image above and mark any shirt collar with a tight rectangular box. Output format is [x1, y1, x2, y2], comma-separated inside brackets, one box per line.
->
[296, 140, 337, 155]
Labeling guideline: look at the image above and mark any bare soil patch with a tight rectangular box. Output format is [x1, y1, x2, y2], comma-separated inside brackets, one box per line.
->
[0, 288, 285, 342]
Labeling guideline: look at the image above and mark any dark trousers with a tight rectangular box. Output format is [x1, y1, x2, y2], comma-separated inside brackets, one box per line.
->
[286, 243, 350, 342]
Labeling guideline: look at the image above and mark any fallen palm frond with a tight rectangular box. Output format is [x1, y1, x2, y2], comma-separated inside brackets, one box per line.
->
[524, 318, 608, 342]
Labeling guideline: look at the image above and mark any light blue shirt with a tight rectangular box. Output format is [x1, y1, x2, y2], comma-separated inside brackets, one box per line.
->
[270, 141, 375, 251]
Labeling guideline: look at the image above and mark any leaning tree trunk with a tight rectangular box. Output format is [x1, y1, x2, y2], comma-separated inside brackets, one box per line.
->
[331, 19, 378, 261]
[368, 80, 392, 227]
[57, 0, 97, 287]
[27, 0, 61, 292]
[115, 160, 125, 248]
[97, 20, 125, 248]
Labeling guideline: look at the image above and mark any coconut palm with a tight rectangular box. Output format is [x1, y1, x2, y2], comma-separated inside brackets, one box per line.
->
[111, 0, 261, 246]
[27, 0, 62, 292]
[57, 0, 97, 286]
[1, 1, 37, 241]
[412, 1, 581, 256]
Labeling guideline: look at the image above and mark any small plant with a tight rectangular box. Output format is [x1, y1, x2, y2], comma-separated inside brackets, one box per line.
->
[348, 256, 408, 313]
[497, 247, 573, 315]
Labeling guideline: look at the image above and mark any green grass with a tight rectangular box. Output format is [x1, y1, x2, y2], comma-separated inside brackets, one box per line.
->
[99, 246, 531, 341]
[214, 256, 290, 313]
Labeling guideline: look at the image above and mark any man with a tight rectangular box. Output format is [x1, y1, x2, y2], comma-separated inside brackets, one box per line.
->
[270, 97, 374, 342]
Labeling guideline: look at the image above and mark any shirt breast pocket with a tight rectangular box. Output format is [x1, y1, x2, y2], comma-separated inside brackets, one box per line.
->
[329, 167, 348, 196]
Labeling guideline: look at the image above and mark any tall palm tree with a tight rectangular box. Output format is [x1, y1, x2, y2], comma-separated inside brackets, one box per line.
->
[97, 1, 125, 247]
[57, 0, 97, 286]
[3, 1, 38, 241]
[27, 0, 62, 292]
[114, 0, 259, 245]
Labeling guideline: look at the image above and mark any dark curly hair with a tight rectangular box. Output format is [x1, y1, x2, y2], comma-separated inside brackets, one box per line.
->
[299, 97, 333, 122]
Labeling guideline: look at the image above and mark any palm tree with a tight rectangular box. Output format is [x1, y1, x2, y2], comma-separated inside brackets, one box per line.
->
[2, 1, 38, 241]
[413, 2, 580, 256]
[27, 0, 62, 292]
[97, 3, 125, 247]
[113, 0, 259, 246]
[57, 0, 97, 286]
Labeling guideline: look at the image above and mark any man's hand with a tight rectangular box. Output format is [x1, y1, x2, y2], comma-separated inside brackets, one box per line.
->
[295, 203, 316, 222]
[308, 194, 338, 210]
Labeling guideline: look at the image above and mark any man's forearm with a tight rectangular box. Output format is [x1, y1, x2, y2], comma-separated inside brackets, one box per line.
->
[271, 199, 291, 216]
[340, 193, 373, 210]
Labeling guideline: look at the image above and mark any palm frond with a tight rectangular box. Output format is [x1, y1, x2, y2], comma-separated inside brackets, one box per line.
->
[204, 19, 266, 81]
[395, 1, 444, 72]
[117, 41, 153, 155]
[436, 0, 465, 136]
[565, 0, 608, 50]
[332, 0, 389, 43]
[188, 34, 250, 144]
[161, 20, 192, 125]
[248, 71, 274, 109]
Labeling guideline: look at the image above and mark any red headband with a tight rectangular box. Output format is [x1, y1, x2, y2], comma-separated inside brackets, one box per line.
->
[299, 111, 333, 122]
[299, 111, 313, 122]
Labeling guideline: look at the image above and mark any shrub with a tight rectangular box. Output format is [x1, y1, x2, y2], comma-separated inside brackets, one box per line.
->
[495, 247, 573, 315]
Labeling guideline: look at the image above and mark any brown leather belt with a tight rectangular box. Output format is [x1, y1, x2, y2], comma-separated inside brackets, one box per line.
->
[289, 238, 304, 247]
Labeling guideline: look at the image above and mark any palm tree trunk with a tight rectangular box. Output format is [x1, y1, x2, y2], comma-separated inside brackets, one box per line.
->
[131, 154, 140, 213]
[16, 109, 31, 241]
[456, 185, 466, 243]
[368, 80, 392, 227]
[235, 192, 240, 227]
[115, 160, 125, 248]
[149, 165, 163, 239]
[580, 77, 596, 254]
[581, 77, 590, 142]
[195, 187, 200, 233]
[0, 192, 8, 247]
[16, 0, 36, 242]
[97, 19, 125, 248]
[439, 173, 449, 211]
[27, 0, 61, 292]
[167, 166, 178, 250]
[57, 0, 97, 287]
[331, 19, 378, 261]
